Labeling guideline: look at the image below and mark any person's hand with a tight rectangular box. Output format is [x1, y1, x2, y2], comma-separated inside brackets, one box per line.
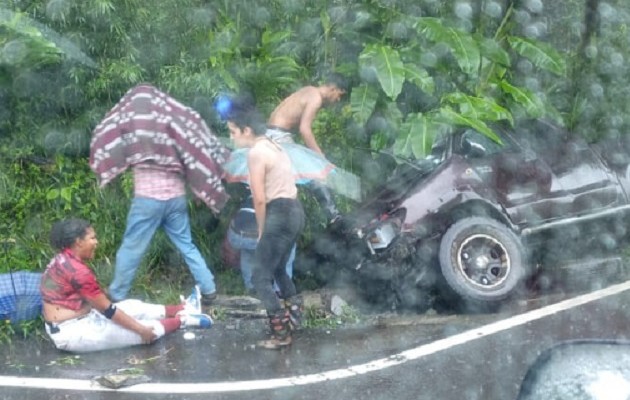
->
[138, 325, 157, 344]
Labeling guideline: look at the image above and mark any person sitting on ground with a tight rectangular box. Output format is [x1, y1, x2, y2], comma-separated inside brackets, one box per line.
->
[266, 73, 348, 222]
[40, 218, 212, 353]
[225, 99, 305, 350]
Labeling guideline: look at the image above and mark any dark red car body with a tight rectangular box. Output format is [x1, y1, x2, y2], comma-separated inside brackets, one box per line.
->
[317, 119, 630, 311]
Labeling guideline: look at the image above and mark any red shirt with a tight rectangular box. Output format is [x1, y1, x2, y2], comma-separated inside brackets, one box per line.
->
[40, 249, 104, 310]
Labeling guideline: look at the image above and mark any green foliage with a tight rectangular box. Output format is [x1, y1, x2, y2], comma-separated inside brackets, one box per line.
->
[303, 304, 360, 329]
[346, 9, 570, 159]
[359, 44, 405, 100]
[0, 9, 64, 68]
[47, 355, 83, 366]
[0, 317, 46, 346]
[417, 17, 482, 76]
[0, 1, 629, 342]
[561, 0, 630, 142]
[350, 84, 379, 126]
[507, 36, 567, 76]
[0, 319, 15, 344]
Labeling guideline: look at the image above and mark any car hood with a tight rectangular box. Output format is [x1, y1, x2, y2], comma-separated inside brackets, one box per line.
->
[336, 157, 443, 230]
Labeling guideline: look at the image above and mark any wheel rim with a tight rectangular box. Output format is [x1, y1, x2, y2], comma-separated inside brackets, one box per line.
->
[456, 233, 511, 289]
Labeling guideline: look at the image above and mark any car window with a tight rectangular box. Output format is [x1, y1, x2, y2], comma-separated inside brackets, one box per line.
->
[428, 133, 449, 161]
[457, 129, 504, 158]
[514, 124, 556, 154]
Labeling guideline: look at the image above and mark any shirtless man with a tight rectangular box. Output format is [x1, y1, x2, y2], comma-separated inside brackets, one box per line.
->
[267, 74, 347, 222]
[267, 73, 347, 157]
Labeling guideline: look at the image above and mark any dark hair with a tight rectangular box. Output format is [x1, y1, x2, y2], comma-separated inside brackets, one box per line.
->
[324, 72, 349, 93]
[50, 218, 91, 251]
[225, 96, 268, 136]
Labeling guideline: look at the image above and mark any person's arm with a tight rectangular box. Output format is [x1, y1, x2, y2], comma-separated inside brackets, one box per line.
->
[248, 147, 268, 240]
[88, 293, 157, 344]
[299, 98, 325, 156]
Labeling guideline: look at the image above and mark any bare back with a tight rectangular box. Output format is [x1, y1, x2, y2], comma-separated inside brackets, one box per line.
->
[268, 86, 323, 131]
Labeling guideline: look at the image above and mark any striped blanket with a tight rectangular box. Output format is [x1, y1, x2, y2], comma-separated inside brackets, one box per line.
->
[89, 84, 230, 213]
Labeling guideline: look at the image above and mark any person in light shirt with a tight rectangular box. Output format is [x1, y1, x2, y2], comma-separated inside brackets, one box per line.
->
[225, 100, 305, 349]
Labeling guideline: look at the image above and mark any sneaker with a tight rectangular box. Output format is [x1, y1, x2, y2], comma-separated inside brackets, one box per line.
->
[180, 285, 202, 315]
[181, 313, 213, 329]
[201, 292, 217, 306]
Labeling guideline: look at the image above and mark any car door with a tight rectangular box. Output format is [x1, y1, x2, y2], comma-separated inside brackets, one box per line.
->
[513, 120, 621, 217]
[457, 128, 559, 226]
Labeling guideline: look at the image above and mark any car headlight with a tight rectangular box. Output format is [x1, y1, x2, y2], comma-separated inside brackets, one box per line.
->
[361, 217, 402, 254]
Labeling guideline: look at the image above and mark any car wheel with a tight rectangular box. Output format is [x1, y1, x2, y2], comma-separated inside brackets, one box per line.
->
[439, 217, 526, 304]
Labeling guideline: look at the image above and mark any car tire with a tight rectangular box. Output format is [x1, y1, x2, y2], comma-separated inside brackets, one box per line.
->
[439, 217, 526, 305]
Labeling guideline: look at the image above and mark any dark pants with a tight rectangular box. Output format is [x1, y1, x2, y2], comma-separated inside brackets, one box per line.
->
[252, 198, 305, 313]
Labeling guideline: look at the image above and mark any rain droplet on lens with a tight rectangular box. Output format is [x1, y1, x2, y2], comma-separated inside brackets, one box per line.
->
[584, 45, 598, 59]
[524, 0, 543, 14]
[516, 59, 534, 74]
[610, 115, 624, 128]
[589, 83, 604, 98]
[483, 1, 503, 18]
[610, 52, 624, 67]
[514, 10, 531, 25]
[1, 40, 28, 65]
[454, 2, 473, 20]
[387, 21, 409, 40]
[524, 77, 540, 91]
[420, 51, 438, 68]
[186, 7, 216, 28]
[599, 233, 617, 250]
[523, 24, 540, 38]
[251, 6, 271, 29]
[328, 6, 347, 24]
[597, 3, 616, 20]
[44, 130, 65, 152]
[359, 65, 378, 84]
[46, 0, 71, 22]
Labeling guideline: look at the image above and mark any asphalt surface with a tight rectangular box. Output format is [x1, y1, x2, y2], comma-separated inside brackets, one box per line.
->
[2, 279, 630, 400]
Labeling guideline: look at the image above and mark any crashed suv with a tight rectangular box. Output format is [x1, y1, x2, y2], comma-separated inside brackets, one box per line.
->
[315, 119, 630, 312]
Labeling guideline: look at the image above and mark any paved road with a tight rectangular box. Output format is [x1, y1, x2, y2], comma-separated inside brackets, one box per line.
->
[1, 280, 630, 400]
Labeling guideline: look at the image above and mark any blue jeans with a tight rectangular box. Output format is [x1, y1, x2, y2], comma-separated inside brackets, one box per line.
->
[109, 196, 216, 301]
[227, 227, 295, 292]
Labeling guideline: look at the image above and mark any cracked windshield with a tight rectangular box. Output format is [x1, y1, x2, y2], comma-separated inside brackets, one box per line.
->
[2, 1, 630, 399]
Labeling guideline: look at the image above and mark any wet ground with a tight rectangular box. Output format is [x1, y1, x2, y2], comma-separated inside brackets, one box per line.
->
[0, 289, 505, 400]
[0, 310, 474, 382]
[2, 270, 630, 400]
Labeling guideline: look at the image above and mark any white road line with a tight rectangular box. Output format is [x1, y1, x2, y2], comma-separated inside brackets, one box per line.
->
[2, 279, 630, 393]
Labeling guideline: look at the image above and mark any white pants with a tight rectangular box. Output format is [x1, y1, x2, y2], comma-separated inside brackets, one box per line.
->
[45, 299, 168, 353]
